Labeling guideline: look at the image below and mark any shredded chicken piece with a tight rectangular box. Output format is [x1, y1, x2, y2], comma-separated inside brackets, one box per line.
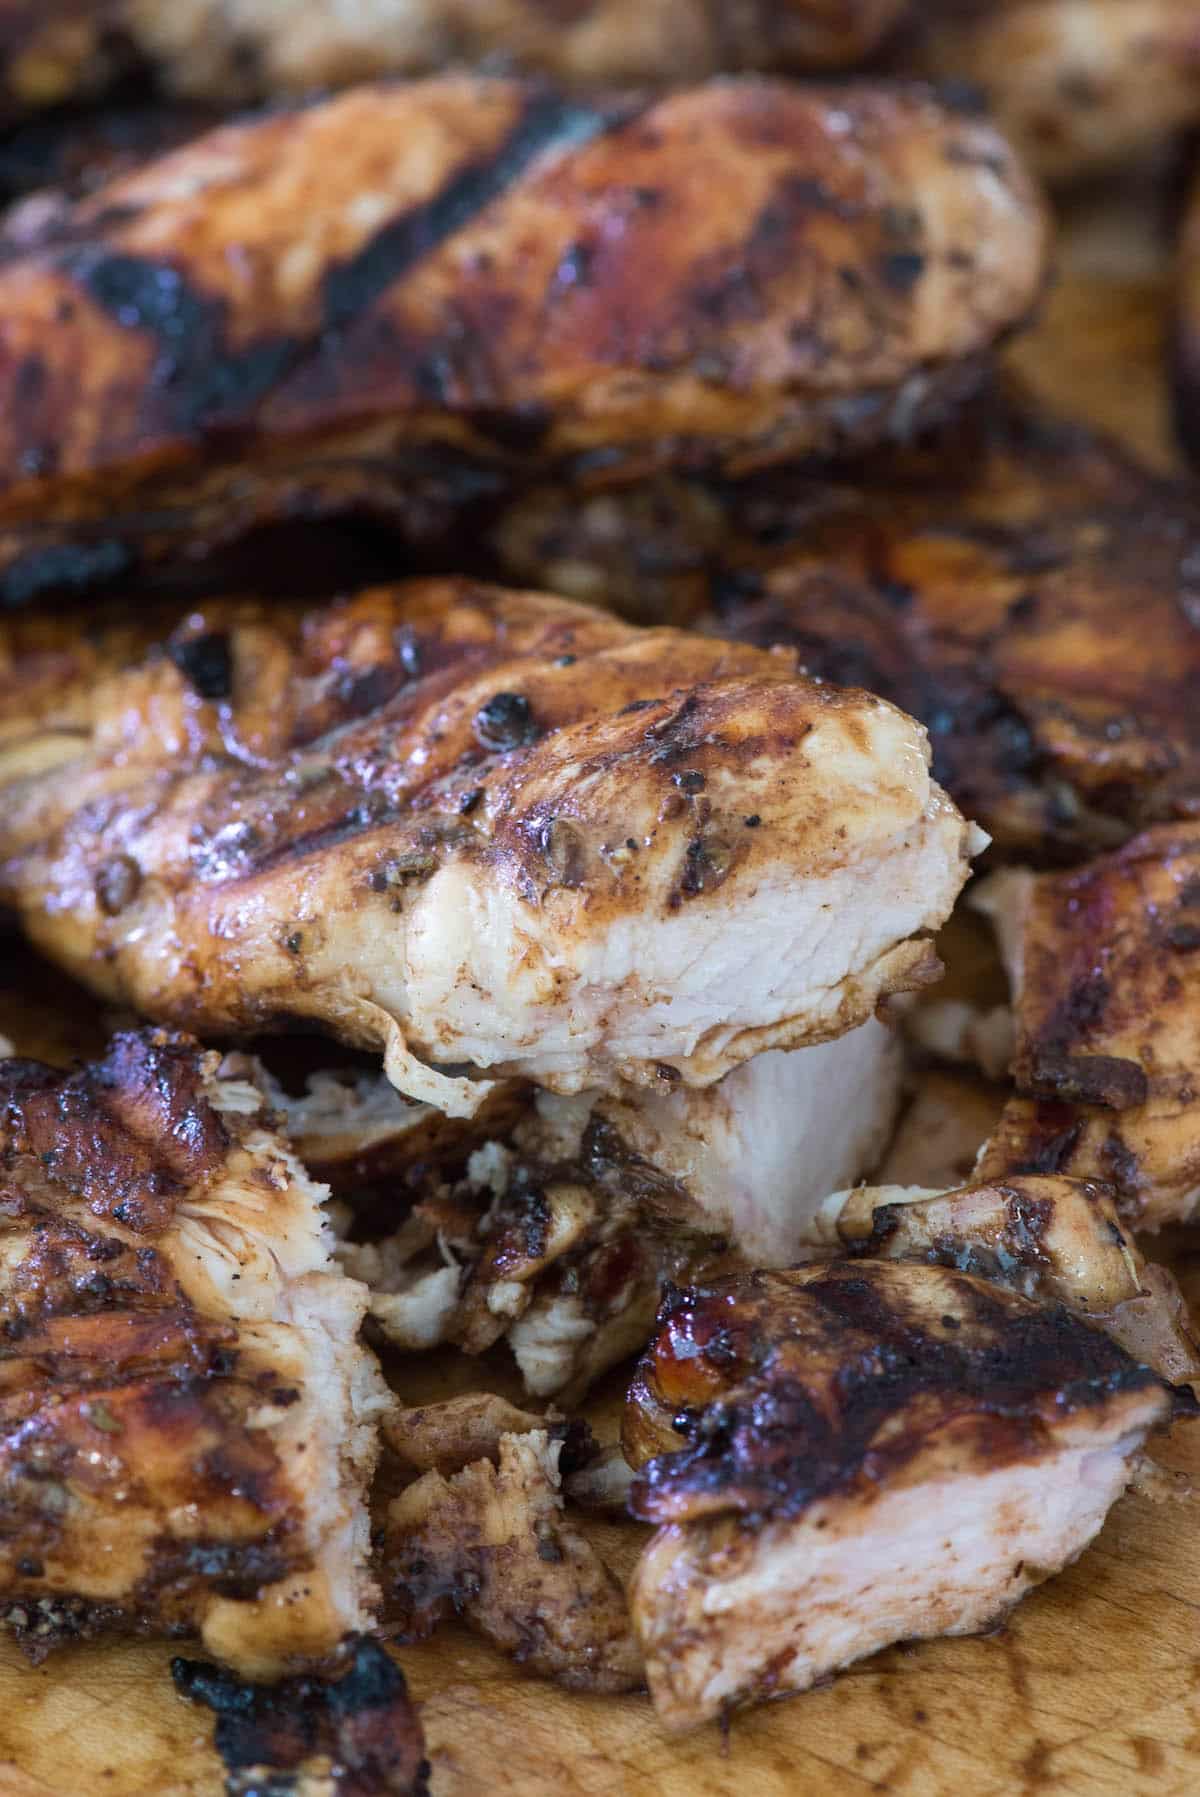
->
[385, 1429, 641, 1693]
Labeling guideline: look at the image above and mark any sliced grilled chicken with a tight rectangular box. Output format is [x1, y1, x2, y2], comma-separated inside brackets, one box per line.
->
[0, 1030, 391, 1677]
[0, 0, 910, 120]
[174, 1636, 430, 1797]
[0, 78, 1044, 607]
[624, 1260, 1192, 1732]
[342, 1019, 901, 1398]
[975, 828, 1200, 1229]
[494, 390, 1200, 862]
[897, 0, 1200, 184]
[384, 1427, 641, 1693]
[820, 1174, 1200, 1384]
[0, 580, 976, 1114]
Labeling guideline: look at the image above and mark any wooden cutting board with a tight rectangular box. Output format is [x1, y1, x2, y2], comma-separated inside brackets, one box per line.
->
[2, 193, 1199, 1797]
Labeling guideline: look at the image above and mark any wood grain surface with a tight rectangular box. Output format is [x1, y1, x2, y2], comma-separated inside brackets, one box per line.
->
[1, 189, 1198, 1797]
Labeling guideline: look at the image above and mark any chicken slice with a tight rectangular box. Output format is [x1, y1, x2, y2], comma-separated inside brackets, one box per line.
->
[975, 828, 1200, 1229]
[0, 78, 1044, 607]
[820, 1174, 1200, 1385]
[384, 1428, 641, 1693]
[173, 1635, 430, 1797]
[493, 388, 1200, 862]
[0, 0, 910, 119]
[895, 0, 1200, 184]
[0, 1029, 392, 1678]
[623, 1260, 1192, 1732]
[0, 581, 976, 1113]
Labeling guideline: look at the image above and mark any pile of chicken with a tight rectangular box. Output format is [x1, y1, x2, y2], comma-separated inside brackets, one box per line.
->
[0, 11, 1197, 1788]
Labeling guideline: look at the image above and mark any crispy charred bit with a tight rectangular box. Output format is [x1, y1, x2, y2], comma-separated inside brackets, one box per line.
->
[624, 1260, 1192, 1730]
[822, 1174, 1200, 1386]
[493, 387, 1200, 863]
[894, 0, 1200, 183]
[0, 579, 975, 1113]
[173, 1635, 430, 1797]
[0, 78, 1044, 604]
[383, 1428, 640, 1694]
[0, 0, 909, 121]
[0, 1029, 391, 1677]
[977, 827, 1200, 1229]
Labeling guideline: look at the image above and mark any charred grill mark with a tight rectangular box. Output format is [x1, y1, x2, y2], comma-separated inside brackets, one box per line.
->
[320, 91, 633, 335]
[167, 629, 234, 701]
[173, 1636, 430, 1797]
[1021, 1051, 1149, 1111]
[72, 249, 297, 434]
[72, 93, 635, 444]
[630, 1264, 1180, 1526]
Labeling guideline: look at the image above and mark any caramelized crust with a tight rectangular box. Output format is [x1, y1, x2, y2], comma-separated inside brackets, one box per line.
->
[0, 0, 909, 120]
[0, 1030, 389, 1675]
[0, 579, 975, 1109]
[0, 78, 1044, 605]
[496, 393, 1200, 861]
[977, 826, 1200, 1229]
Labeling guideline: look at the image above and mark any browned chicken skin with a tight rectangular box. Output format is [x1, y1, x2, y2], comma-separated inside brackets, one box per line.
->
[623, 1260, 1192, 1731]
[496, 392, 1200, 862]
[0, 579, 975, 1112]
[0, 77, 1045, 607]
[896, 0, 1200, 184]
[0, 1029, 391, 1677]
[976, 827, 1200, 1230]
[0, 0, 911, 123]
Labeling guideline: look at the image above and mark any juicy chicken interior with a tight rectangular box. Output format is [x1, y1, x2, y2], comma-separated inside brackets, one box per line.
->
[976, 827, 1200, 1230]
[623, 1260, 1192, 1732]
[0, 580, 976, 1115]
[0, 77, 1045, 607]
[0, 1029, 392, 1678]
[0, 0, 909, 119]
[895, 0, 1200, 183]
[494, 390, 1200, 863]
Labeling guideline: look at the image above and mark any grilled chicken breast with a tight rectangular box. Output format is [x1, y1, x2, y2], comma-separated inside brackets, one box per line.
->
[0, 0, 909, 121]
[897, 0, 1200, 184]
[976, 828, 1200, 1230]
[344, 1018, 901, 1398]
[0, 580, 976, 1113]
[0, 1029, 391, 1677]
[821, 1174, 1200, 1384]
[495, 391, 1200, 861]
[385, 1427, 640, 1692]
[623, 1260, 1191, 1731]
[0, 78, 1044, 607]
